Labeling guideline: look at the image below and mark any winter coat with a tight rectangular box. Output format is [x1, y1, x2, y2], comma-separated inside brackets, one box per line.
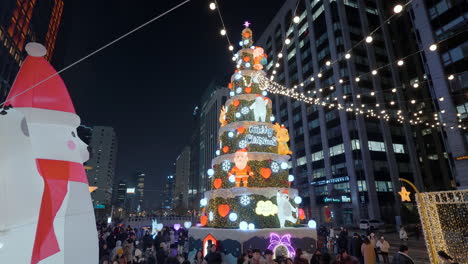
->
[111, 241, 123, 260]
[361, 243, 376, 264]
[349, 237, 362, 258]
[205, 251, 222, 264]
[376, 240, 390, 253]
[123, 240, 135, 262]
[391, 252, 415, 264]
[399, 229, 408, 240]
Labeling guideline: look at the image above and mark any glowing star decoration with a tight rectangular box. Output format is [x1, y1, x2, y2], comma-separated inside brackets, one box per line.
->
[308, 220, 317, 229]
[222, 160, 231, 171]
[152, 219, 158, 239]
[239, 140, 247, 149]
[243, 21, 251, 28]
[399, 186, 411, 202]
[240, 195, 251, 206]
[184, 221, 192, 229]
[209, 211, 214, 222]
[277, 190, 298, 228]
[241, 106, 250, 115]
[239, 221, 248, 230]
[267, 233, 295, 258]
[229, 213, 238, 222]
[255, 200, 278, 216]
[0, 43, 98, 264]
[271, 162, 280, 173]
[250, 96, 268, 122]
[248, 223, 255, 230]
[200, 198, 207, 206]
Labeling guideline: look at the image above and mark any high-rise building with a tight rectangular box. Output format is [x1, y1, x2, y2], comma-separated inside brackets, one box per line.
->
[116, 179, 127, 206]
[188, 110, 201, 212]
[0, 0, 64, 99]
[256, 0, 463, 225]
[135, 172, 145, 212]
[162, 175, 175, 209]
[85, 126, 118, 210]
[175, 146, 191, 212]
[408, 0, 468, 188]
[199, 82, 230, 193]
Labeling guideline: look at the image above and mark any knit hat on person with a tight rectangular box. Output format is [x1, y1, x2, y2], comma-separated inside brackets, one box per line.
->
[117, 248, 124, 255]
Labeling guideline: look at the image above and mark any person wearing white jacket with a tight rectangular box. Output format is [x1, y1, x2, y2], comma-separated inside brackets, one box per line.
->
[376, 236, 390, 264]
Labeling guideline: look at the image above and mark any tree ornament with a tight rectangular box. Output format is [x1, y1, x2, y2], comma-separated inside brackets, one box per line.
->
[233, 100, 240, 107]
[222, 146, 230, 153]
[200, 215, 208, 226]
[244, 87, 252, 93]
[243, 56, 250, 62]
[274, 123, 292, 155]
[298, 208, 305, 220]
[214, 178, 222, 189]
[260, 168, 272, 179]
[219, 106, 227, 127]
[237, 127, 245, 134]
[217, 204, 230, 217]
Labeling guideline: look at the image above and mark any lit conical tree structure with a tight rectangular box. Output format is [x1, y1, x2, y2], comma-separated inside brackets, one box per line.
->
[201, 27, 302, 229]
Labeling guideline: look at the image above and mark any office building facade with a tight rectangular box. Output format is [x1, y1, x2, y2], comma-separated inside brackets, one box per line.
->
[162, 175, 175, 209]
[85, 126, 118, 209]
[256, 0, 462, 224]
[199, 82, 230, 193]
[0, 0, 64, 99]
[175, 146, 191, 212]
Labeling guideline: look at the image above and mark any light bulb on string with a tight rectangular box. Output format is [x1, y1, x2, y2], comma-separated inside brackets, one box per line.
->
[372, 70, 378, 75]
[411, 100, 416, 104]
[339, 79, 343, 83]
[278, 53, 283, 58]
[326, 61, 331, 66]
[429, 44, 437, 51]
[393, 4, 403, 13]
[317, 73, 322, 78]
[397, 60, 404, 66]
[413, 83, 419, 88]
[209, 2, 216, 10]
[275, 63, 280, 68]
[448, 75, 454, 80]
[345, 53, 351, 59]
[220, 29, 226, 36]
[293, 16, 300, 24]
[285, 38, 291, 45]
[229, 45, 234, 51]
[365, 36, 373, 43]
[355, 77, 360, 82]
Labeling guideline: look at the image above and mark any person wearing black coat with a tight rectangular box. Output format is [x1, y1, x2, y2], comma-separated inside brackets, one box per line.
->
[205, 244, 222, 264]
[391, 245, 415, 264]
[337, 232, 348, 252]
[349, 233, 363, 260]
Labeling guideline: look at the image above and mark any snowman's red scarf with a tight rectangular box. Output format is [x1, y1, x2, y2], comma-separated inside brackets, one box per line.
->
[31, 159, 89, 264]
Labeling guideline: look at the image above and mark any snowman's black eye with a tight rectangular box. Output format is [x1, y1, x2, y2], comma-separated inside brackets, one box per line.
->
[71, 131, 76, 137]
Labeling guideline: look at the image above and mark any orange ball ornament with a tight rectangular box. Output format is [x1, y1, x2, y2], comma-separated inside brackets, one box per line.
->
[243, 32, 251, 38]
[233, 100, 240, 107]
[298, 208, 305, 220]
[260, 168, 272, 179]
[222, 146, 229, 153]
[237, 127, 245, 134]
[228, 83, 233, 89]
[243, 56, 251, 62]
[214, 178, 222, 189]
[245, 87, 252, 93]
[217, 204, 230, 218]
[200, 215, 208, 226]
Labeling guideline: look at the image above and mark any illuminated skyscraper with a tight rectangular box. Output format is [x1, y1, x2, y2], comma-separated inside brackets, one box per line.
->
[0, 0, 64, 99]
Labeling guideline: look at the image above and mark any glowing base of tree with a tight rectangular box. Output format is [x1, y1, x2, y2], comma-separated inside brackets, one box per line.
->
[188, 227, 317, 264]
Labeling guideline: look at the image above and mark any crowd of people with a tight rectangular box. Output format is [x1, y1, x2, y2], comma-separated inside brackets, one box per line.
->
[96, 223, 455, 264]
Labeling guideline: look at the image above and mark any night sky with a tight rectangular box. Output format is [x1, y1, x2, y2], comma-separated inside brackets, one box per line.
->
[57, 0, 284, 207]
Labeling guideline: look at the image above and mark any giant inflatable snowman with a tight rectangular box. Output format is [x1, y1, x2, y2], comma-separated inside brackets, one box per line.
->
[0, 43, 98, 264]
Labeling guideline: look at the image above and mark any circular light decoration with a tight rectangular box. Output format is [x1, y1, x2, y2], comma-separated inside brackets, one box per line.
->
[397, 60, 404, 66]
[200, 198, 207, 206]
[238, 140, 247, 149]
[271, 162, 280, 173]
[235, 74, 242, 80]
[429, 44, 437, 51]
[235, 112, 242, 118]
[280, 162, 289, 170]
[345, 53, 351, 59]
[220, 29, 226, 36]
[228, 131, 234, 138]
[393, 4, 403, 13]
[243, 39, 249, 45]
[308, 220, 317, 229]
[229, 175, 236, 183]
[262, 91, 268, 96]
[239, 41, 243, 47]
[232, 56, 236, 61]
[236, 87, 242, 94]
[365, 36, 373, 43]
[248, 223, 255, 230]
[209, 211, 214, 221]
[184, 221, 192, 229]
[207, 169, 214, 177]
[240, 195, 251, 206]
[241, 107, 250, 115]
[270, 116, 275, 122]
[230, 91, 235, 96]
[229, 45, 234, 51]
[293, 16, 300, 24]
[216, 150, 220, 156]
[288, 175, 295, 182]
[245, 62, 251, 68]
[372, 70, 378, 75]
[229, 213, 238, 222]
[250, 46, 255, 49]
[285, 38, 291, 45]
[294, 196, 302, 204]
[239, 221, 248, 230]
[448, 75, 454, 80]
[222, 160, 231, 172]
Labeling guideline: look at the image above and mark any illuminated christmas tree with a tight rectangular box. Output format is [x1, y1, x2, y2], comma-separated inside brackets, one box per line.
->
[200, 25, 304, 229]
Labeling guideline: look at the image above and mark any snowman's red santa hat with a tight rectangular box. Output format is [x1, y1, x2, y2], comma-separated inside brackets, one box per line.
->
[282, 189, 289, 195]
[5, 42, 76, 114]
